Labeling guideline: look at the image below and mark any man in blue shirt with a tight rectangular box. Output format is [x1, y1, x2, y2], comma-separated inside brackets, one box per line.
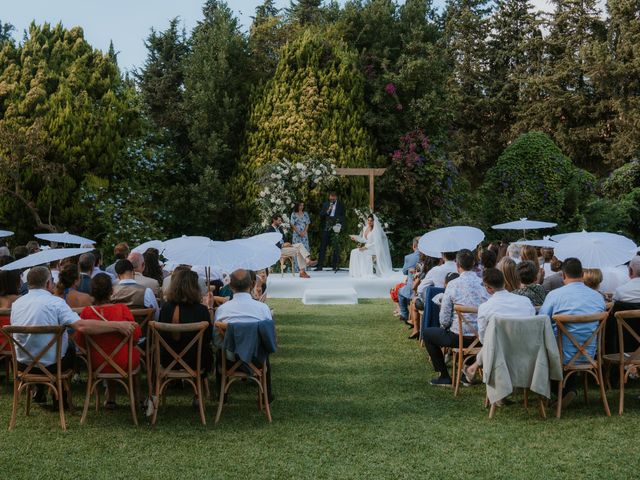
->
[397, 237, 420, 324]
[539, 257, 605, 407]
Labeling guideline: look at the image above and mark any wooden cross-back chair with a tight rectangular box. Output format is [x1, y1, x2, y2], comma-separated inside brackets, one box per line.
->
[213, 321, 272, 424]
[148, 320, 209, 426]
[0, 308, 13, 390]
[129, 308, 155, 396]
[553, 312, 610, 418]
[80, 328, 140, 425]
[70, 307, 89, 368]
[601, 310, 640, 415]
[452, 305, 481, 397]
[2, 325, 73, 431]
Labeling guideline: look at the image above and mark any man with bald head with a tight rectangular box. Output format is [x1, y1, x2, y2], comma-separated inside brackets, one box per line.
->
[127, 251, 160, 297]
[214, 269, 272, 324]
[614, 256, 640, 303]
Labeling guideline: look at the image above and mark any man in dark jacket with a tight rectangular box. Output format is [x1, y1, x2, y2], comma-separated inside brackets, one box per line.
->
[316, 192, 345, 272]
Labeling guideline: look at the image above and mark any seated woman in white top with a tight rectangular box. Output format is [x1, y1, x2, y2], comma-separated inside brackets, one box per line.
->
[348, 214, 393, 278]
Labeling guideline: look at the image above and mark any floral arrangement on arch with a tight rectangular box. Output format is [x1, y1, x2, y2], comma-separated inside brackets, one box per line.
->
[255, 156, 338, 230]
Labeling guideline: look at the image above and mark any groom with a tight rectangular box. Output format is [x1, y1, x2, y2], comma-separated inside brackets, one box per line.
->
[316, 192, 345, 272]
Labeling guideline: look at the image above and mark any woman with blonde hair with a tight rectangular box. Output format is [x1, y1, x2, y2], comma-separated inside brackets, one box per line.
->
[583, 268, 604, 295]
[496, 257, 518, 292]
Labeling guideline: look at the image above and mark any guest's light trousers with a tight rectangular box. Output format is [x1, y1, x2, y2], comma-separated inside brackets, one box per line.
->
[281, 243, 309, 270]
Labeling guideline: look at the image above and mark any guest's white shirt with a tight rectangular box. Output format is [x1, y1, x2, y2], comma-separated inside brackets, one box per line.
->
[600, 267, 629, 295]
[614, 277, 640, 303]
[417, 261, 457, 295]
[542, 262, 553, 277]
[118, 279, 160, 320]
[329, 202, 336, 217]
[10, 289, 80, 366]
[477, 290, 536, 343]
[214, 292, 272, 323]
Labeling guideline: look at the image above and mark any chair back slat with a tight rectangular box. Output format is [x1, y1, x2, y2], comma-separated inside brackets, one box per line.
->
[614, 310, 640, 361]
[2, 325, 66, 381]
[454, 305, 480, 348]
[149, 321, 208, 377]
[553, 313, 607, 369]
[84, 330, 134, 378]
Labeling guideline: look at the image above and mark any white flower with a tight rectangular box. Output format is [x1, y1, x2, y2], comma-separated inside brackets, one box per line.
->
[283, 169, 289, 175]
[271, 173, 277, 179]
[275, 199, 282, 205]
[314, 170, 321, 175]
[259, 191, 266, 198]
[295, 162, 304, 169]
[384, 223, 389, 228]
[264, 188, 270, 194]
[292, 176, 298, 181]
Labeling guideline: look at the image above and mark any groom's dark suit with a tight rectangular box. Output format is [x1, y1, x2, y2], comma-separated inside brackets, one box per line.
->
[317, 200, 345, 271]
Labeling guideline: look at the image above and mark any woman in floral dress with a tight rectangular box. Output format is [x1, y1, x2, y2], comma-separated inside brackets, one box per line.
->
[291, 202, 311, 255]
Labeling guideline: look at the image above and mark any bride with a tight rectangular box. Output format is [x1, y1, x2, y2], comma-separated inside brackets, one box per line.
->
[348, 214, 393, 278]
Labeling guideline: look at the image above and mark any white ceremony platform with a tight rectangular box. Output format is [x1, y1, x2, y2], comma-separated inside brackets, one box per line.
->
[268, 269, 404, 303]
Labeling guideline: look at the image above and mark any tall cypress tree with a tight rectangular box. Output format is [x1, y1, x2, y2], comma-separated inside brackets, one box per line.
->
[286, 0, 324, 25]
[184, 0, 250, 177]
[514, 0, 607, 171]
[486, 0, 542, 161]
[135, 18, 189, 149]
[599, 0, 640, 165]
[443, 0, 493, 169]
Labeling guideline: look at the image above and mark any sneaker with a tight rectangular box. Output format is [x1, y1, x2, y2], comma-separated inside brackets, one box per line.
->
[430, 376, 452, 387]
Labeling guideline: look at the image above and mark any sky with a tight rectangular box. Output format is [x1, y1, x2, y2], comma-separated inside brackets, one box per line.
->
[2, 0, 564, 74]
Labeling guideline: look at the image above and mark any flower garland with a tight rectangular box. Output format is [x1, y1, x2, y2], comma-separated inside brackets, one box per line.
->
[250, 156, 337, 233]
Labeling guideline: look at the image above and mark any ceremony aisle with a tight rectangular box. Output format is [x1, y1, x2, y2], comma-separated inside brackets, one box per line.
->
[0, 300, 638, 479]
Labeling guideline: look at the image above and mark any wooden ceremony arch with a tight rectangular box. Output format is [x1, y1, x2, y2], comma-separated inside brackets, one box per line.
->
[335, 168, 386, 211]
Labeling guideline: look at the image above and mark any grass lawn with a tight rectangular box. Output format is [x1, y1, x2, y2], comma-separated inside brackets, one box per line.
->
[1, 298, 639, 479]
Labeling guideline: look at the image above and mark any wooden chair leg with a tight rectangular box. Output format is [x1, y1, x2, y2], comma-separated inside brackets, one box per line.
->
[151, 373, 161, 426]
[454, 351, 463, 397]
[25, 385, 31, 415]
[598, 366, 611, 417]
[538, 396, 546, 419]
[488, 403, 496, 419]
[129, 374, 139, 427]
[65, 378, 73, 413]
[619, 363, 625, 415]
[8, 377, 18, 431]
[262, 368, 272, 423]
[57, 378, 67, 431]
[196, 376, 206, 426]
[203, 377, 211, 400]
[523, 389, 529, 410]
[556, 376, 563, 419]
[215, 373, 227, 424]
[80, 374, 93, 425]
[583, 374, 589, 405]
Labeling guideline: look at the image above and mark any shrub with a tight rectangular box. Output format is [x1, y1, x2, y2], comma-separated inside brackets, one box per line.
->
[602, 159, 640, 199]
[481, 132, 595, 229]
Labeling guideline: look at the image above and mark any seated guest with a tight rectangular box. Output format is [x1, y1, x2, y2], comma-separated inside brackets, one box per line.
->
[513, 261, 547, 306]
[111, 259, 159, 320]
[497, 257, 518, 292]
[11, 267, 135, 404]
[106, 242, 130, 277]
[539, 257, 606, 406]
[0, 269, 21, 353]
[13, 246, 28, 260]
[397, 237, 421, 323]
[55, 264, 92, 309]
[614, 256, 640, 303]
[143, 249, 164, 285]
[163, 265, 209, 299]
[408, 255, 440, 339]
[127, 252, 160, 297]
[521, 245, 544, 283]
[463, 268, 535, 381]
[214, 269, 274, 399]
[253, 269, 268, 301]
[480, 249, 497, 271]
[215, 270, 273, 325]
[583, 268, 604, 295]
[507, 243, 522, 264]
[423, 249, 489, 386]
[417, 251, 458, 292]
[600, 266, 631, 297]
[541, 247, 555, 276]
[543, 256, 564, 293]
[158, 269, 213, 403]
[77, 273, 141, 407]
[77, 252, 95, 294]
[26, 241, 40, 254]
[431, 272, 460, 306]
[267, 214, 316, 278]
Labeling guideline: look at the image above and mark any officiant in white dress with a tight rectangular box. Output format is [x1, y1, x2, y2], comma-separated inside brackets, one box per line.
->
[348, 214, 393, 277]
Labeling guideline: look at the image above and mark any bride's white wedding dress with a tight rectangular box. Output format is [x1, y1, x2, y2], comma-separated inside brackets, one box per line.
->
[348, 215, 393, 278]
